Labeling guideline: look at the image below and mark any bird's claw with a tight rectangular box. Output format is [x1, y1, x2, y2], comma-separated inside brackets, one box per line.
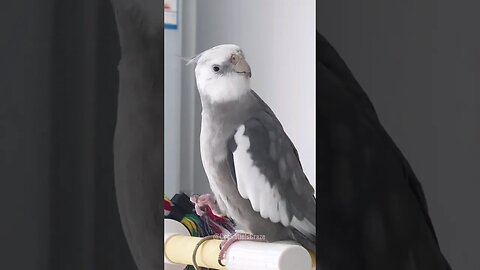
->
[190, 193, 223, 217]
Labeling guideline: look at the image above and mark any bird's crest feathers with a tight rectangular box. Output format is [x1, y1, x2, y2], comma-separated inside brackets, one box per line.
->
[185, 53, 202, 66]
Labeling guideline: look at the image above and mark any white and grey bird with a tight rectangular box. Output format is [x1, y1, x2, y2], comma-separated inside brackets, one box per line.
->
[187, 44, 316, 254]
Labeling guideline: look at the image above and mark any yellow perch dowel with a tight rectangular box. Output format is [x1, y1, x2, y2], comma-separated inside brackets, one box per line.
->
[310, 251, 316, 269]
[165, 234, 226, 269]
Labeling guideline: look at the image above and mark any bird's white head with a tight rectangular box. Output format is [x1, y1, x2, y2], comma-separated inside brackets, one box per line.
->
[187, 44, 252, 104]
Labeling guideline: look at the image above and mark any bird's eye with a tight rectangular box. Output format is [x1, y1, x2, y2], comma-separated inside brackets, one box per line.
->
[212, 65, 220, 72]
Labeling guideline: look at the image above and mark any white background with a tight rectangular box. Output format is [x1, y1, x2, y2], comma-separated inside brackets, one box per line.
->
[165, 0, 316, 197]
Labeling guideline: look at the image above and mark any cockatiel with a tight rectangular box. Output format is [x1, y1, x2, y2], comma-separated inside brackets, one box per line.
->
[187, 44, 316, 259]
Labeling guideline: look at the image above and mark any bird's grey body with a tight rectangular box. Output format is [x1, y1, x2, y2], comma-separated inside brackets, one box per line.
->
[199, 92, 258, 220]
[189, 44, 316, 253]
[200, 92, 294, 243]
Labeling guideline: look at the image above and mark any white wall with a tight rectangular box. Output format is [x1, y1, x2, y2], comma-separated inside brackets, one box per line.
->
[165, 0, 316, 196]
[164, 7, 183, 197]
[194, 0, 317, 192]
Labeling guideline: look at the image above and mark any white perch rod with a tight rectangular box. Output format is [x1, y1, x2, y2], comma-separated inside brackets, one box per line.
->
[164, 218, 314, 270]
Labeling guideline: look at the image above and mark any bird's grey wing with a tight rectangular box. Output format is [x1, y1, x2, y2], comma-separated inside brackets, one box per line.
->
[249, 90, 306, 170]
[226, 108, 316, 248]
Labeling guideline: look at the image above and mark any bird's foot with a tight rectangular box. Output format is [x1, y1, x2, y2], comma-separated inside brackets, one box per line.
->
[190, 193, 223, 217]
[217, 232, 266, 266]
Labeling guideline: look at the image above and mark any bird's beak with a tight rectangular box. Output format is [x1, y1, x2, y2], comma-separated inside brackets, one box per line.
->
[231, 54, 252, 78]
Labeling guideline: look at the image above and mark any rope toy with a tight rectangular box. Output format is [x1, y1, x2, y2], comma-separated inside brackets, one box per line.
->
[164, 193, 236, 270]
